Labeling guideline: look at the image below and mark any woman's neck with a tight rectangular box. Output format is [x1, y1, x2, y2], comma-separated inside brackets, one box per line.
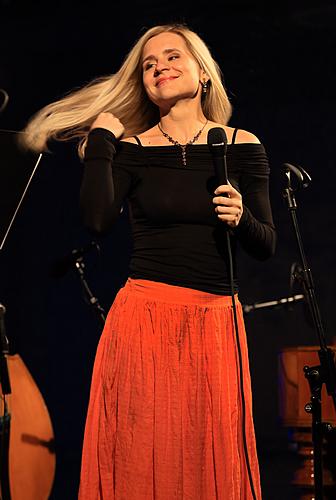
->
[159, 104, 207, 144]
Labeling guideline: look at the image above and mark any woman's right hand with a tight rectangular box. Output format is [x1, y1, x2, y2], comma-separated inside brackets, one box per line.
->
[90, 112, 125, 139]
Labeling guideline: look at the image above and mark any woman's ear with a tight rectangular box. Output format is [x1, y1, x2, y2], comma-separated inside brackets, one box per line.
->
[200, 69, 210, 84]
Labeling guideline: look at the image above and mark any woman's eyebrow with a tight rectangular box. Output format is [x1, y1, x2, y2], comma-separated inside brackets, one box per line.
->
[142, 48, 181, 65]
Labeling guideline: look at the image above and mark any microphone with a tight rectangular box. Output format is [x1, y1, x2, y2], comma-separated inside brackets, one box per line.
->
[207, 127, 228, 185]
[50, 240, 100, 278]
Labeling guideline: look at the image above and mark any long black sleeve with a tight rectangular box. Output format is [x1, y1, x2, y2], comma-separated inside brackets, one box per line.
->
[234, 205, 276, 260]
[80, 128, 132, 233]
[229, 144, 276, 260]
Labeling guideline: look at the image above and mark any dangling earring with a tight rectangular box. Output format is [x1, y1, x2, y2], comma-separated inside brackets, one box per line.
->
[202, 80, 208, 95]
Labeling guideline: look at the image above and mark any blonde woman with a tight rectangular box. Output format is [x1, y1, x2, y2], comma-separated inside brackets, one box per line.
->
[23, 23, 275, 499]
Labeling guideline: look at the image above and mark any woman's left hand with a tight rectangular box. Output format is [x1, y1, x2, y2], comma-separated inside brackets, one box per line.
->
[212, 183, 243, 228]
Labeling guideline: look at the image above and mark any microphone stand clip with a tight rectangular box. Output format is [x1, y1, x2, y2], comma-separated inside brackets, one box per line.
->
[73, 255, 106, 327]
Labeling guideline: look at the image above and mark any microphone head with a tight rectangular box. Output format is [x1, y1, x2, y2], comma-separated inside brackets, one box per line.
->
[207, 127, 228, 155]
[207, 127, 229, 185]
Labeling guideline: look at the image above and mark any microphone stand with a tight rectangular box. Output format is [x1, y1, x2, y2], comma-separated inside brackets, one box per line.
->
[242, 293, 304, 314]
[282, 163, 336, 500]
[74, 256, 106, 327]
[51, 241, 106, 327]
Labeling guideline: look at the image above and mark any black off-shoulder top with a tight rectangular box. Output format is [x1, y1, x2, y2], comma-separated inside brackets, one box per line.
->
[80, 128, 276, 294]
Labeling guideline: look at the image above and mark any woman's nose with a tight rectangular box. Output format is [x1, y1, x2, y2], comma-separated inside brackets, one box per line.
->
[154, 60, 169, 76]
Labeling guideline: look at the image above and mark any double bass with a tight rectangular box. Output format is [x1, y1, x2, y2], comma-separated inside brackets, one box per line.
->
[0, 325, 56, 500]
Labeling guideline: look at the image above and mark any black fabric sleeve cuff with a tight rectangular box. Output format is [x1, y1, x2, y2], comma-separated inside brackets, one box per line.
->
[235, 204, 250, 228]
[84, 128, 119, 161]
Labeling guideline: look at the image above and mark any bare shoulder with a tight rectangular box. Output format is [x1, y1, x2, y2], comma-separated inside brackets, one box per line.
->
[207, 122, 260, 144]
[121, 125, 160, 146]
[232, 128, 261, 144]
[120, 136, 138, 144]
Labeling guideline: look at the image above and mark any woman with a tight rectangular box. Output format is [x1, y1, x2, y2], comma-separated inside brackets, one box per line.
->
[22, 23, 276, 499]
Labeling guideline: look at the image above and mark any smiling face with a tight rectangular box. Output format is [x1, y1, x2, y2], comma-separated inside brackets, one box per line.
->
[141, 32, 206, 110]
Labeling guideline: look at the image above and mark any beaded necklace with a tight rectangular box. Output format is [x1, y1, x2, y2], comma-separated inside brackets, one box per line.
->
[157, 120, 208, 166]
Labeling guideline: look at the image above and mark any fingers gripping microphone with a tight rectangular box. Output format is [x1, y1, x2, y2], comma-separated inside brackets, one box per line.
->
[207, 127, 228, 185]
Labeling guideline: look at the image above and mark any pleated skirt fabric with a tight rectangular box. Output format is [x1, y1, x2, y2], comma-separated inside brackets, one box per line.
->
[78, 278, 262, 500]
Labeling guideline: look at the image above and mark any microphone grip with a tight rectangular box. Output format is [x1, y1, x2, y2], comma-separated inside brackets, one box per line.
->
[213, 156, 229, 186]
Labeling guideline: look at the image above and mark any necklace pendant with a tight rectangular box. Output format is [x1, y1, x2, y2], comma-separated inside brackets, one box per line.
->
[181, 146, 187, 166]
[157, 119, 208, 168]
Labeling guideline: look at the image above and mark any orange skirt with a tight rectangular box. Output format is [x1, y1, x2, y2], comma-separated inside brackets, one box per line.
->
[78, 278, 262, 500]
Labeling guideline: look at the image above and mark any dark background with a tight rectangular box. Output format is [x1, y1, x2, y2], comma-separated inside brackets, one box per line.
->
[0, 1, 335, 498]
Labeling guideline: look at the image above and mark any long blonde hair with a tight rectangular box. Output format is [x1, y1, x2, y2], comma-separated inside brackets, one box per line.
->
[21, 23, 232, 158]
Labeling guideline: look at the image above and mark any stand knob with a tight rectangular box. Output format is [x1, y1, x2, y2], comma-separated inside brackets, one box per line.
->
[305, 403, 313, 414]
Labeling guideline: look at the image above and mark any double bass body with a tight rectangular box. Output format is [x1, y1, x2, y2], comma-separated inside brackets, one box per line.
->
[0, 354, 55, 500]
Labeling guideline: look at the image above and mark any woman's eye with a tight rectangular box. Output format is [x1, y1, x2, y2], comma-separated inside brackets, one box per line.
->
[169, 55, 179, 61]
[144, 63, 155, 70]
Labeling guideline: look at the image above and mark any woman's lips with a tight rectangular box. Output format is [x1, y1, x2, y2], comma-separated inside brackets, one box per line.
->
[156, 77, 177, 87]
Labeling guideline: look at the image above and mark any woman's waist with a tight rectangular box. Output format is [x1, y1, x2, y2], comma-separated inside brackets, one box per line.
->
[123, 277, 239, 307]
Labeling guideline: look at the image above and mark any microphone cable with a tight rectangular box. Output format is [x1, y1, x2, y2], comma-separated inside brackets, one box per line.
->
[208, 127, 258, 500]
[226, 230, 258, 500]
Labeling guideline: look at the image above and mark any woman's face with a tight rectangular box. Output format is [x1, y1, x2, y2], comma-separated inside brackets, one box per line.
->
[141, 32, 205, 109]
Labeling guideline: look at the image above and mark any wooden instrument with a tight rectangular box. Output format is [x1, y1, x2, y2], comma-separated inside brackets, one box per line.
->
[0, 354, 56, 499]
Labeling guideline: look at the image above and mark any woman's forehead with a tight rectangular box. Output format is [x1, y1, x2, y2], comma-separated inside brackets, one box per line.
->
[142, 32, 187, 57]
